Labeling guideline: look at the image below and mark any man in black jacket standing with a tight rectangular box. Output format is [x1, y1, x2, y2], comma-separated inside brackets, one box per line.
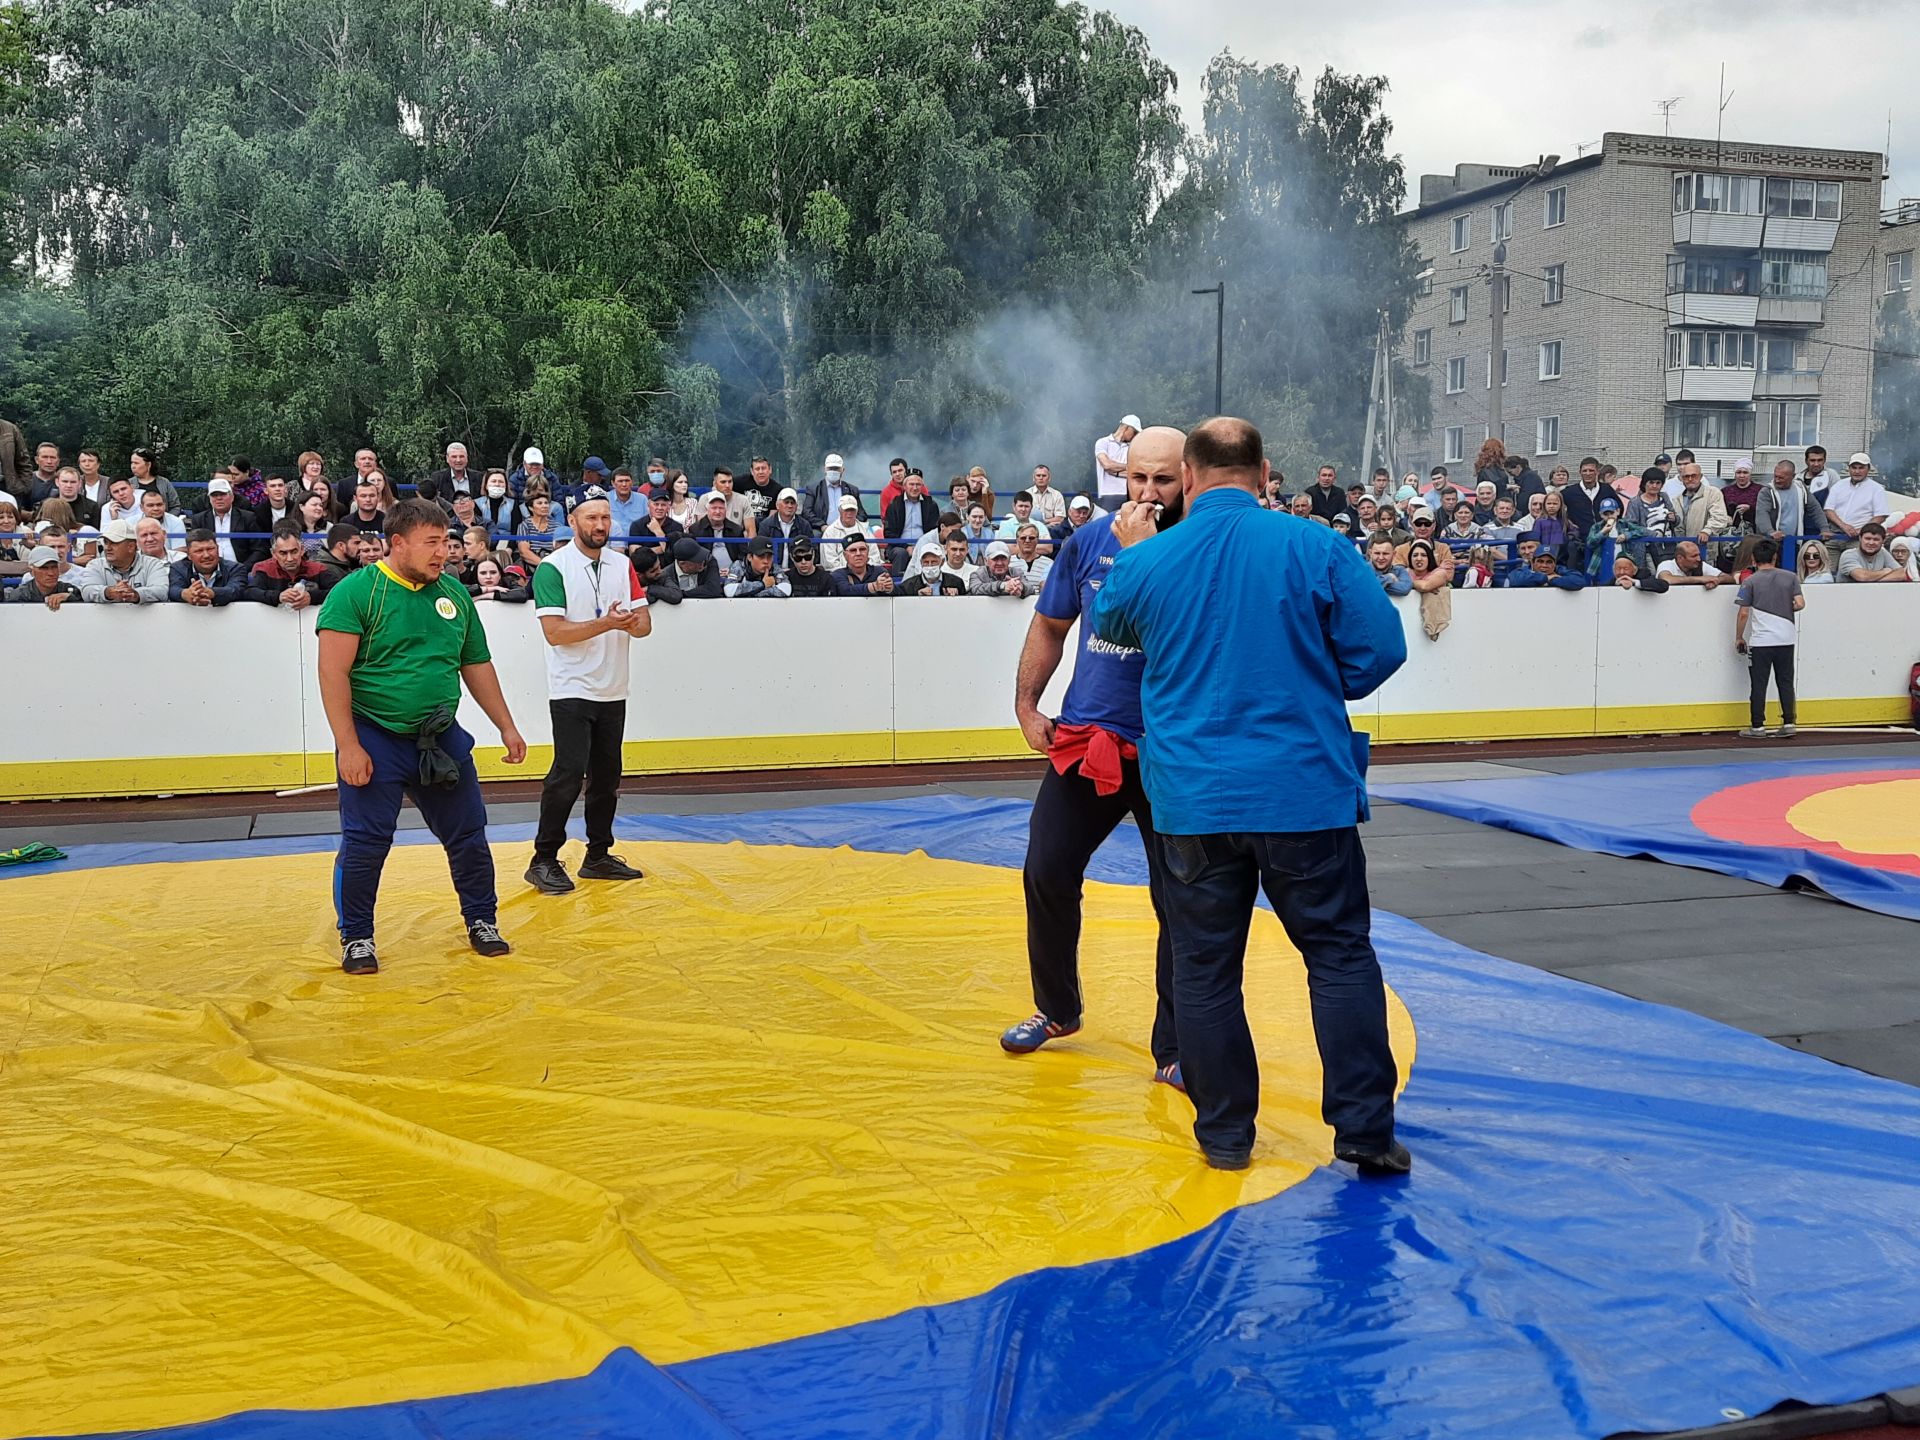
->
[188, 477, 267, 568]
[884, 472, 941, 573]
[417, 442, 478, 507]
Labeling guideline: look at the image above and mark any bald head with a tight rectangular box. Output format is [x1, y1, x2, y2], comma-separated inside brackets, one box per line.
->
[1127, 425, 1187, 525]
[1183, 417, 1269, 498]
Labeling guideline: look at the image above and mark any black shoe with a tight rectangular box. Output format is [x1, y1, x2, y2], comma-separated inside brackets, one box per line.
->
[467, 920, 511, 957]
[1334, 1140, 1413, 1176]
[577, 853, 645, 881]
[1203, 1147, 1252, 1171]
[524, 859, 575, 894]
[341, 938, 379, 975]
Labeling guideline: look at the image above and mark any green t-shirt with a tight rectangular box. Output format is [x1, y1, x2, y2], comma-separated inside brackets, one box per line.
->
[315, 562, 491, 732]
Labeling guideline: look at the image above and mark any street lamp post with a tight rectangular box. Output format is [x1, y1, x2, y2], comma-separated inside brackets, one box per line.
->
[1192, 282, 1225, 415]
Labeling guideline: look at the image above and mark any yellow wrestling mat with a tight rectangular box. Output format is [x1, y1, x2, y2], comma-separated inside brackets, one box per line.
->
[0, 839, 1414, 1438]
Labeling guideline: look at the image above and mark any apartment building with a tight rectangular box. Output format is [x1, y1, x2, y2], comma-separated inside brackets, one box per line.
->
[1394, 131, 1884, 480]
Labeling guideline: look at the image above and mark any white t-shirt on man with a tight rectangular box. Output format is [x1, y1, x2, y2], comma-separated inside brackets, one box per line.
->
[1093, 435, 1128, 499]
[531, 542, 642, 702]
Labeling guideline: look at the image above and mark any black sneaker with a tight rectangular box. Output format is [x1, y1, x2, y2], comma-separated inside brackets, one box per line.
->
[467, 920, 511, 957]
[577, 853, 645, 881]
[1334, 1140, 1413, 1177]
[524, 859, 575, 894]
[341, 938, 379, 975]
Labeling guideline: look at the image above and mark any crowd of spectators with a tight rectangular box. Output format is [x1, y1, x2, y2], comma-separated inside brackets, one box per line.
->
[1, 428, 1911, 632]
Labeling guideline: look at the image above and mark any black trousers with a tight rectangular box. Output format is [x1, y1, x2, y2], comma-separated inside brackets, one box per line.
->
[1749, 645, 1797, 728]
[534, 698, 626, 861]
[1157, 828, 1397, 1159]
[1022, 757, 1177, 1066]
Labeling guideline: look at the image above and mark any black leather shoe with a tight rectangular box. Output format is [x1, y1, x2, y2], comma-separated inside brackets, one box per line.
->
[1334, 1140, 1413, 1176]
[524, 859, 575, 894]
[578, 853, 645, 881]
[1203, 1147, 1252, 1171]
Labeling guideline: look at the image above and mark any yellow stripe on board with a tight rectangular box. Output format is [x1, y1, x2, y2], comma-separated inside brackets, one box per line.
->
[0, 699, 1909, 801]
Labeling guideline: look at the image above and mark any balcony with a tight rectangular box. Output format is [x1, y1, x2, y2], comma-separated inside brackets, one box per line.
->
[1666, 293, 1758, 327]
[1762, 217, 1840, 252]
[1756, 293, 1824, 325]
[1672, 212, 1765, 248]
[1753, 368, 1822, 399]
[1666, 369, 1757, 404]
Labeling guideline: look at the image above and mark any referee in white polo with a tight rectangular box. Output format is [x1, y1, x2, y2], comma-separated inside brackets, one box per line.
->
[524, 486, 651, 894]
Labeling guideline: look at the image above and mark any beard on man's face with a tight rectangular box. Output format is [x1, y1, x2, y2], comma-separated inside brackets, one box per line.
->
[1154, 491, 1185, 529]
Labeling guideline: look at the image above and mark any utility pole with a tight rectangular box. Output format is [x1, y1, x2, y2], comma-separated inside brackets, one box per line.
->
[1488, 238, 1506, 449]
[1360, 318, 1384, 484]
[1192, 282, 1224, 415]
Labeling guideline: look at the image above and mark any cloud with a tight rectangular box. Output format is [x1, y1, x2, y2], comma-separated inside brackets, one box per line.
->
[1572, 25, 1613, 48]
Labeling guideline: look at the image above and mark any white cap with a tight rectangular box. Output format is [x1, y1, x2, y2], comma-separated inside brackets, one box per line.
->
[706, 489, 728, 504]
[207, 477, 233, 494]
[1733, 458, 1753, 473]
[777, 487, 799, 503]
[985, 541, 1011, 560]
[1850, 452, 1873, 467]
[101, 518, 137, 544]
[1119, 414, 1142, 430]
[824, 453, 845, 471]
[1069, 494, 1093, 511]
[837, 494, 859, 511]
[523, 446, 545, 466]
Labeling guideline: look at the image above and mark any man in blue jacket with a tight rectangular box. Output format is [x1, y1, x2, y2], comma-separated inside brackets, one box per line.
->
[1090, 416, 1410, 1175]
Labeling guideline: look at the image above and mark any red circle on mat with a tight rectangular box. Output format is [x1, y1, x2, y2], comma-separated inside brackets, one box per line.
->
[1689, 769, 1920, 877]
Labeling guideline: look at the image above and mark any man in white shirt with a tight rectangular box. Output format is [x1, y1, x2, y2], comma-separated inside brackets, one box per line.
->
[1093, 415, 1139, 511]
[1655, 541, 1725, 588]
[526, 489, 649, 895]
[1822, 452, 1889, 566]
[101, 476, 144, 527]
[820, 493, 869, 571]
[1028, 464, 1066, 525]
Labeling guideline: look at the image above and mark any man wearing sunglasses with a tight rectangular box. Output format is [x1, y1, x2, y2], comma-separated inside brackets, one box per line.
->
[1392, 506, 1455, 576]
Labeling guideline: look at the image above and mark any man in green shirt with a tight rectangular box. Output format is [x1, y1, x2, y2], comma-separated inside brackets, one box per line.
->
[316, 498, 528, 974]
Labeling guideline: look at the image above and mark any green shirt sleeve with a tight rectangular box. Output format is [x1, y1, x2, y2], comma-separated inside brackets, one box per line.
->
[531, 562, 567, 611]
[314, 570, 367, 634]
[451, 582, 491, 666]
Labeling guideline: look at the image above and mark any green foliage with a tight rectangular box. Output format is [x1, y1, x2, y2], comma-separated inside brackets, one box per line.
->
[0, 1, 1415, 485]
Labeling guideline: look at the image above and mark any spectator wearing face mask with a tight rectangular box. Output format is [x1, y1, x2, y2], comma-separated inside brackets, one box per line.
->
[476, 469, 519, 533]
[168, 529, 251, 606]
[900, 535, 965, 595]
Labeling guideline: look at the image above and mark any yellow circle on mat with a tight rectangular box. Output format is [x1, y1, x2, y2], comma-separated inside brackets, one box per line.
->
[0, 840, 1414, 1438]
[1787, 779, 1920, 858]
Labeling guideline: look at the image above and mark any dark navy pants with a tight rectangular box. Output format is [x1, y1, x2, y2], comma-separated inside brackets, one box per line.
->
[334, 716, 497, 941]
[1156, 827, 1397, 1158]
[1023, 757, 1177, 1067]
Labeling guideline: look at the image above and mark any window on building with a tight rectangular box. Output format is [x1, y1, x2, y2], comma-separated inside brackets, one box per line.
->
[1538, 341, 1562, 380]
[1543, 187, 1567, 228]
[1765, 178, 1837, 220]
[1486, 349, 1508, 388]
[1536, 416, 1560, 455]
[1492, 202, 1513, 242]
[1417, 264, 1433, 297]
[1760, 251, 1827, 299]
[1443, 426, 1465, 463]
[1672, 174, 1693, 213]
[1668, 255, 1758, 295]
[1675, 173, 1763, 215]
[1451, 213, 1471, 252]
[1449, 285, 1469, 323]
[1667, 332, 1684, 370]
[1759, 401, 1821, 448]
[1413, 329, 1431, 365]
[1889, 251, 1914, 294]
[1445, 356, 1467, 394]
[1757, 333, 1806, 373]
[1543, 263, 1565, 305]
[1676, 330, 1757, 370]
[1498, 273, 1511, 313]
[1666, 407, 1755, 451]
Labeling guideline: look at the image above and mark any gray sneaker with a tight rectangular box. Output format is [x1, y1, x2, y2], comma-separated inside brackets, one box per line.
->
[1738, 727, 1770, 739]
[1775, 723, 1797, 737]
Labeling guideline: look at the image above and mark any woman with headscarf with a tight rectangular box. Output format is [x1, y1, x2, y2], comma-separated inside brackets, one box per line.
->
[1889, 536, 1920, 582]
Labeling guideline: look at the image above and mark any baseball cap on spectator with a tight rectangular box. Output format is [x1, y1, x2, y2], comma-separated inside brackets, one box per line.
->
[1333, 512, 1353, 529]
[27, 545, 59, 567]
[790, 539, 817, 561]
[581, 456, 609, 475]
[101, 519, 137, 543]
[579, 485, 607, 501]
[746, 536, 773, 557]
[1069, 495, 1093, 513]
[777, 487, 799, 503]
[985, 541, 1011, 560]
[1850, 452, 1873, 467]
[1655, 453, 1673, 465]
[524, 447, 545, 466]
[207, 477, 233, 494]
[837, 494, 859, 512]
[1120, 413, 1142, 429]
[670, 537, 704, 563]
[1395, 485, 1417, 502]
[823, 454, 845, 471]
[1599, 495, 1622, 513]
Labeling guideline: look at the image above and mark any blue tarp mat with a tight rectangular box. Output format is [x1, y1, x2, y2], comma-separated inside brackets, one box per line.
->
[23, 795, 1920, 1440]
[1375, 758, 1920, 922]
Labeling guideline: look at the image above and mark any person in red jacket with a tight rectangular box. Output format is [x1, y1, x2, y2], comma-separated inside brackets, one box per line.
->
[245, 525, 337, 608]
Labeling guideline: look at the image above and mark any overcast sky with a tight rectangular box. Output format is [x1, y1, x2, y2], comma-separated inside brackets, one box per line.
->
[1104, 0, 1918, 211]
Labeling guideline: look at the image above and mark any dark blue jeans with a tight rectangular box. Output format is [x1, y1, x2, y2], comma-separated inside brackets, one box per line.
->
[1157, 828, 1397, 1158]
[334, 716, 496, 941]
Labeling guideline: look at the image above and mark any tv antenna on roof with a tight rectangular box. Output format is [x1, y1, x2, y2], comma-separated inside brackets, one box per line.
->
[1657, 97, 1683, 135]
[1575, 139, 1601, 157]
